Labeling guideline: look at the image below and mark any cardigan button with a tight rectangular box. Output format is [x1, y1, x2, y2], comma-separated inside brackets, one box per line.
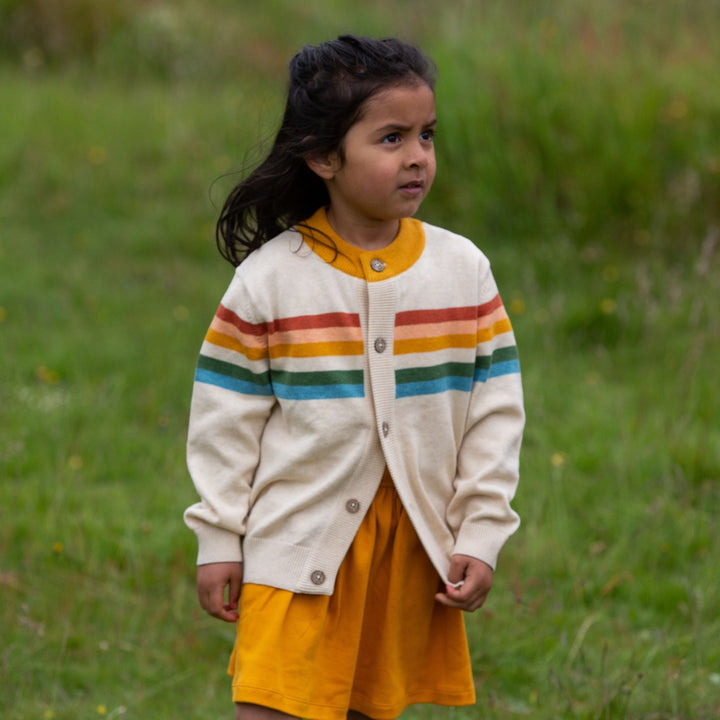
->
[311, 570, 326, 585]
[370, 258, 386, 272]
[374, 337, 387, 353]
[382, 421, 390, 437]
[346, 499, 361, 513]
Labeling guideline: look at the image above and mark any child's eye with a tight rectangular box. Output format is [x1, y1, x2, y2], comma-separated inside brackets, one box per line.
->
[382, 133, 401, 144]
[420, 129, 435, 142]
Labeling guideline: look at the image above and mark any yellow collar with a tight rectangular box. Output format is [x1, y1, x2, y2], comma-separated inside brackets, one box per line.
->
[299, 207, 425, 281]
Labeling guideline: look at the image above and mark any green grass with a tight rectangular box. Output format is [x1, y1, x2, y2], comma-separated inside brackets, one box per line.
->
[2, 2, 719, 718]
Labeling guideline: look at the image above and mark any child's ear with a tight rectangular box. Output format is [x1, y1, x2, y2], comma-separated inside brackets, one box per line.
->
[305, 150, 340, 180]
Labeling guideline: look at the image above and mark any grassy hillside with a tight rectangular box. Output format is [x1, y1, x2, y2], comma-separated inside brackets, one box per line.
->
[1, 2, 718, 718]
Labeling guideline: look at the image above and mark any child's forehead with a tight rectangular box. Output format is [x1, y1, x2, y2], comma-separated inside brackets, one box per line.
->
[359, 81, 436, 122]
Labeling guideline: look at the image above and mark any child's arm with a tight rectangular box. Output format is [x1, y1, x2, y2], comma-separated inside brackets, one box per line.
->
[444, 264, 525, 599]
[197, 561, 244, 623]
[185, 269, 275, 587]
[434, 554, 493, 612]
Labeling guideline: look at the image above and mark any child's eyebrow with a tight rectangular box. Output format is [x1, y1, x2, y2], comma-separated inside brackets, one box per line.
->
[376, 118, 437, 134]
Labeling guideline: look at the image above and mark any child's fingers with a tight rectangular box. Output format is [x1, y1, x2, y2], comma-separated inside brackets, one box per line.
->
[446, 556, 470, 585]
[435, 556, 494, 611]
[434, 582, 468, 608]
[435, 584, 488, 612]
[204, 590, 240, 622]
[197, 562, 243, 622]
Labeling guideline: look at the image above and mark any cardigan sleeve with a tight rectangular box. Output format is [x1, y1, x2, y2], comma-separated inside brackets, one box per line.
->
[184, 270, 276, 565]
[446, 265, 525, 569]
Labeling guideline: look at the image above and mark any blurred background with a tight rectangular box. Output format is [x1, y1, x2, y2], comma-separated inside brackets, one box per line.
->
[1, 1, 718, 718]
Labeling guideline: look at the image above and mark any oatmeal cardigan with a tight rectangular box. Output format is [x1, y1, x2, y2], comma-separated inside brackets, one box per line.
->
[184, 208, 524, 595]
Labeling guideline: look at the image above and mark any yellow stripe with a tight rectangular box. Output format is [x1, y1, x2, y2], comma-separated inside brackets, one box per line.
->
[205, 329, 268, 361]
[477, 318, 512, 343]
[395, 333, 477, 355]
[269, 340, 365, 359]
[477, 306, 510, 330]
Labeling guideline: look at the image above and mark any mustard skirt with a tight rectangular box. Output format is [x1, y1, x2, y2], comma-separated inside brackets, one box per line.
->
[228, 469, 476, 719]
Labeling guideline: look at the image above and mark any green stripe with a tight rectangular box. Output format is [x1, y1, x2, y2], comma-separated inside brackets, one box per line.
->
[396, 362, 474, 384]
[271, 368, 364, 387]
[197, 354, 269, 387]
[475, 345, 519, 371]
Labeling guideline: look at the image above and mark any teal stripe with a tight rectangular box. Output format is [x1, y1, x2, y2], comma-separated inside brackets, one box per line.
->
[197, 354, 270, 386]
[396, 375, 473, 397]
[396, 361, 475, 398]
[195, 368, 273, 396]
[272, 368, 364, 400]
[474, 346, 520, 382]
[396, 348, 520, 398]
[195, 354, 271, 395]
[274, 383, 365, 400]
[474, 345, 519, 371]
[484, 358, 521, 380]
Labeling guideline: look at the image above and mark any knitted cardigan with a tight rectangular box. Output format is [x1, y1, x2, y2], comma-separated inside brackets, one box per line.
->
[184, 208, 524, 595]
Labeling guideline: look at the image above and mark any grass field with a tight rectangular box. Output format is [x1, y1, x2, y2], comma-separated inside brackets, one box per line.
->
[1, 2, 719, 718]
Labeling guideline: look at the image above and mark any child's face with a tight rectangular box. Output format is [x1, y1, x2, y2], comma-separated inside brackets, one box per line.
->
[312, 81, 437, 241]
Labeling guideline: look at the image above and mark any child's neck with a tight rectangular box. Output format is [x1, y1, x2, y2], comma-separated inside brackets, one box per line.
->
[326, 208, 400, 251]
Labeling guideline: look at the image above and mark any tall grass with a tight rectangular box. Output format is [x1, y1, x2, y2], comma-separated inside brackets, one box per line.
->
[1, 2, 719, 718]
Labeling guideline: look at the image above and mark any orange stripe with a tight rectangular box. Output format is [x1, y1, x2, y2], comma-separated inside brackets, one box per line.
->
[211, 317, 268, 349]
[395, 319, 513, 355]
[478, 294, 504, 316]
[216, 304, 266, 336]
[394, 319, 476, 340]
[205, 329, 268, 361]
[268, 327, 364, 347]
[477, 306, 509, 330]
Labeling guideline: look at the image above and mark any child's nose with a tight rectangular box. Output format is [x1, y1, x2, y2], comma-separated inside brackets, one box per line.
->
[406, 143, 431, 168]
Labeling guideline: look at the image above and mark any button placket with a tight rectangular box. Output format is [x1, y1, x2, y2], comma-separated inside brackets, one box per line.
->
[366, 280, 396, 453]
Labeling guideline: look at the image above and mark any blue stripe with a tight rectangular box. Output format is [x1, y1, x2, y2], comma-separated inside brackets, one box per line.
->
[195, 368, 273, 396]
[474, 358, 521, 382]
[397, 359, 521, 398]
[396, 375, 473, 398]
[273, 382, 365, 400]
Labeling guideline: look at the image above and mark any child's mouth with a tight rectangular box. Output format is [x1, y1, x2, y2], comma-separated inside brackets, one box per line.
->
[400, 181, 424, 195]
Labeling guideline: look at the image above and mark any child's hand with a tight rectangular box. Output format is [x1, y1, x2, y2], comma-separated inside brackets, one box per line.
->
[435, 554, 493, 612]
[196, 561, 243, 622]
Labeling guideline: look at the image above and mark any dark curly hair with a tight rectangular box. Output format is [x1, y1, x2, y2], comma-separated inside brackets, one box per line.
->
[216, 34, 436, 266]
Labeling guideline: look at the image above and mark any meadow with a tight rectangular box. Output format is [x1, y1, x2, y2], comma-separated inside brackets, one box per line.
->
[1, 1, 719, 718]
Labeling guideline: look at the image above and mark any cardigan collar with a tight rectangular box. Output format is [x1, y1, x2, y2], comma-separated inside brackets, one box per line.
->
[299, 207, 425, 281]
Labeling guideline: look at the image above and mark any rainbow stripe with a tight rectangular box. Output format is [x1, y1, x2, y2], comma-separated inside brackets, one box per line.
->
[394, 296, 519, 398]
[196, 305, 365, 400]
[196, 296, 519, 401]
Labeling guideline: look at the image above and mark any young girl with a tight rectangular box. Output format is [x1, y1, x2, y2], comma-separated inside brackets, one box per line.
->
[185, 35, 524, 720]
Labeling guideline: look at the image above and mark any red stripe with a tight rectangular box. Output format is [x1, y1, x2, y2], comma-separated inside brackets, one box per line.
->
[478, 294, 504, 316]
[396, 296, 503, 327]
[396, 306, 476, 326]
[216, 304, 266, 336]
[267, 312, 361, 334]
